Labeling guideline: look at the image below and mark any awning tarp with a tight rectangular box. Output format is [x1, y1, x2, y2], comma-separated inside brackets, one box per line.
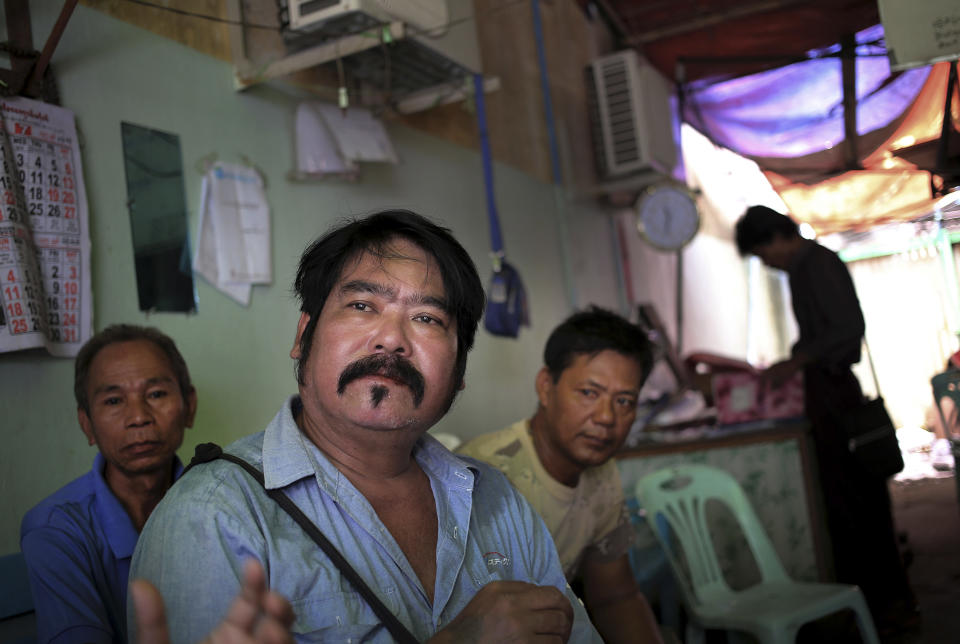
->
[682, 25, 959, 235]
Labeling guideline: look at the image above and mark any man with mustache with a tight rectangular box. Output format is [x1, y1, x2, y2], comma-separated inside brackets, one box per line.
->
[20, 325, 198, 643]
[130, 210, 601, 642]
[459, 307, 663, 643]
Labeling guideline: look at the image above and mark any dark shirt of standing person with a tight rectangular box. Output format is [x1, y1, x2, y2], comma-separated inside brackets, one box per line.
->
[735, 205, 917, 637]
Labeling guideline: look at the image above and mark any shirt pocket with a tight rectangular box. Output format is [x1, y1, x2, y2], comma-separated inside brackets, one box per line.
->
[289, 590, 392, 642]
[293, 624, 382, 643]
[461, 537, 516, 590]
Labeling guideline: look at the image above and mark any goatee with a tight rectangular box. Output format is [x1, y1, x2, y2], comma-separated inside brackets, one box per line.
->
[370, 384, 389, 407]
[337, 354, 426, 407]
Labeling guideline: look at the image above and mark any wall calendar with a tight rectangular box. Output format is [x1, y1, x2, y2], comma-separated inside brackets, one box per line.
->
[0, 95, 90, 357]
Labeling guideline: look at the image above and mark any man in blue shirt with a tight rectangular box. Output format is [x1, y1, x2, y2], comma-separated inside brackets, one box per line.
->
[130, 210, 601, 642]
[21, 325, 197, 644]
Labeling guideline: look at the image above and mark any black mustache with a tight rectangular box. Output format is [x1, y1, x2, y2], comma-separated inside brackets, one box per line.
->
[337, 354, 426, 407]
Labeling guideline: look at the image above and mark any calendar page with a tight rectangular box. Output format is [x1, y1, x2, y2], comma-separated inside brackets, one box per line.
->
[0, 96, 91, 357]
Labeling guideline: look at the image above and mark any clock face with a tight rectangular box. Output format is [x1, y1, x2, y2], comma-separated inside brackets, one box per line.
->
[636, 184, 700, 250]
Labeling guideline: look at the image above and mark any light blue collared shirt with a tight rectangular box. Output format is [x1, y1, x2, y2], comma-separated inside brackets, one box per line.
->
[130, 396, 601, 642]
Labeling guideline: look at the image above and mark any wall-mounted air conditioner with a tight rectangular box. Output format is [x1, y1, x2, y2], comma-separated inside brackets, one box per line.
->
[278, 0, 480, 97]
[586, 50, 677, 181]
[286, 0, 449, 35]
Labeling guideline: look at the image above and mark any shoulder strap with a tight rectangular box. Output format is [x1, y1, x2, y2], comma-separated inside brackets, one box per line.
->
[862, 337, 882, 398]
[186, 443, 419, 644]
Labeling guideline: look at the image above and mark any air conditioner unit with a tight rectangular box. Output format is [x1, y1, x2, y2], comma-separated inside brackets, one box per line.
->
[284, 0, 449, 38]
[586, 50, 677, 180]
[278, 0, 479, 97]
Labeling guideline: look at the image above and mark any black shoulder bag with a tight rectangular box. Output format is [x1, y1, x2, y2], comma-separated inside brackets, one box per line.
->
[185, 443, 419, 644]
[841, 342, 904, 478]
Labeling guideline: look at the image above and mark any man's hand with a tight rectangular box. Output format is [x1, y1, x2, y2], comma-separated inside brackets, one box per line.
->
[428, 581, 573, 643]
[762, 357, 803, 389]
[131, 559, 296, 644]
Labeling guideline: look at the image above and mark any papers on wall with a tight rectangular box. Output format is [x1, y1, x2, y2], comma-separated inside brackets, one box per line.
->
[193, 162, 271, 306]
[293, 102, 397, 179]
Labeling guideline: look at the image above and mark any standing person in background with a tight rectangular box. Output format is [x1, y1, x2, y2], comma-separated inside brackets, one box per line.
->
[21, 325, 197, 643]
[735, 205, 917, 636]
[459, 306, 663, 643]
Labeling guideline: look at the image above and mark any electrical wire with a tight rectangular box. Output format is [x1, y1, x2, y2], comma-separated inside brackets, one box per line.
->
[118, 0, 528, 40]
[121, 0, 280, 29]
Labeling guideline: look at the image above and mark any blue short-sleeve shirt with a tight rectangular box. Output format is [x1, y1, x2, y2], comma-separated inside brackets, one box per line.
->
[129, 396, 601, 642]
[20, 452, 183, 644]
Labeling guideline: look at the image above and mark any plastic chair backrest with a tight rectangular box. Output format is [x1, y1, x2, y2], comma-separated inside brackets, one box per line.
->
[931, 369, 960, 435]
[635, 464, 790, 608]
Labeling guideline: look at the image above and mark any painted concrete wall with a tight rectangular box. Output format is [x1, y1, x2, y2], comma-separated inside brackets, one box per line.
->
[0, 4, 626, 553]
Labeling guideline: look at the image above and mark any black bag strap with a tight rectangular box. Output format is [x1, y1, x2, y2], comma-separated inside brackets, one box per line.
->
[862, 337, 882, 399]
[186, 443, 419, 644]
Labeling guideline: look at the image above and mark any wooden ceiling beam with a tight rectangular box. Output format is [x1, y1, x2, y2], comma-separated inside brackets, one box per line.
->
[625, 0, 805, 45]
[23, 0, 79, 97]
[590, 0, 631, 40]
[0, 0, 35, 93]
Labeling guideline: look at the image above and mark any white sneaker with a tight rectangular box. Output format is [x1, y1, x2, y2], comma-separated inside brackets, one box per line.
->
[930, 438, 955, 471]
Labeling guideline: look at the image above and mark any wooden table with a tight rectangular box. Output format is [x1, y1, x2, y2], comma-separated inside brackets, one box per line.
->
[617, 418, 831, 583]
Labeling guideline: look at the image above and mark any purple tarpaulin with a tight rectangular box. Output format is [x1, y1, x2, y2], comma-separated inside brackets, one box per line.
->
[682, 25, 930, 161]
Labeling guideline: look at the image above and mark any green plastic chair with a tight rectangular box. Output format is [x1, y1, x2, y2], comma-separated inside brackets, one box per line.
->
[635, 465, 879, 644]
[930, 368, 960, 436]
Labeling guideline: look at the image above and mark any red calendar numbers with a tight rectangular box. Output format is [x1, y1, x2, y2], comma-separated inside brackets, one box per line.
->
[1, 265, 29, 336]
[0, 96, 89, 354]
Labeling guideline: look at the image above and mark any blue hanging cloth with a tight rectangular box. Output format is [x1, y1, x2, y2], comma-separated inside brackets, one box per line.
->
[485, 258, 529, 338]
[474, 73, 530, 338]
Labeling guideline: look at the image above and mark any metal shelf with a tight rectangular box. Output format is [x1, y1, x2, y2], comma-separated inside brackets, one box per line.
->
[224, 0, 496, 114]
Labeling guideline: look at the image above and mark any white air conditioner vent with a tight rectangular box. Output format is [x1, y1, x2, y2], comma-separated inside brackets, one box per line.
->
[586, 50, 677, 181]
[277, 0, 478, 98]
[284, 0, 449, 37]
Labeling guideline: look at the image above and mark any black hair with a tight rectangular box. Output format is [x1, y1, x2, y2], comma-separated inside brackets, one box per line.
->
[74, 324, 193, 414]
[293, 210, 485, 388]
[734, 205, 801, 256]
[543, 306, 654, 385]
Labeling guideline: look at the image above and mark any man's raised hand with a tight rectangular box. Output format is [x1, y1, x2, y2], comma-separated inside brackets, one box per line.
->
[131, 559, 295, 644]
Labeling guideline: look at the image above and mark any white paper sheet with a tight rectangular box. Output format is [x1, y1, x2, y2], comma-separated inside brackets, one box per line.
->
[294, 102, 355, 176]
[314, 102, 398, 164]
[193, 162, 271, 306]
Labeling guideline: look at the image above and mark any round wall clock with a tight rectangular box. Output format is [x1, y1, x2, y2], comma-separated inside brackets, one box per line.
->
[635, 182, 700, 250]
